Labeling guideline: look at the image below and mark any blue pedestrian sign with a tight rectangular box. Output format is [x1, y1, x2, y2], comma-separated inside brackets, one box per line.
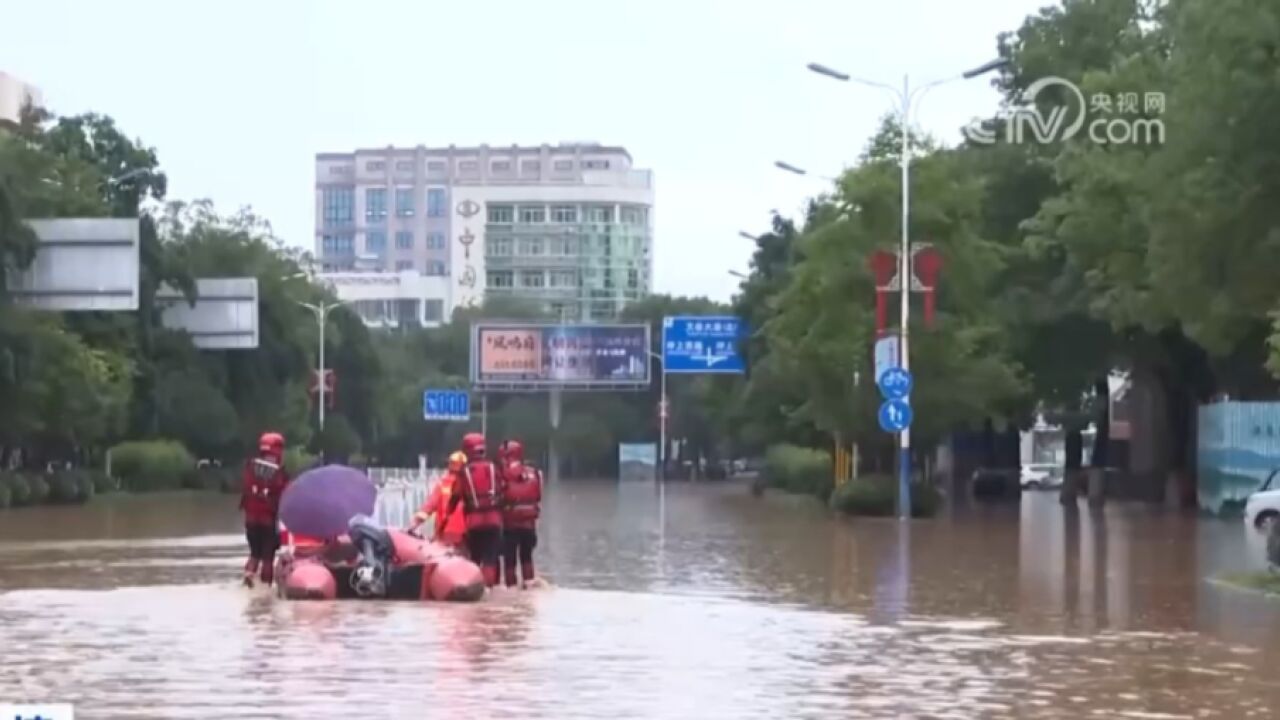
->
[878, 399, 913, 433]
[877, 366, 912, 400]
[423, 389, 470, 421]
[661, 316, 746, 374]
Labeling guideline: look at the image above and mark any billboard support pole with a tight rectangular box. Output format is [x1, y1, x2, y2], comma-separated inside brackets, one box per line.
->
[480, 394, 488, 440]
[548, 387, 562, 483]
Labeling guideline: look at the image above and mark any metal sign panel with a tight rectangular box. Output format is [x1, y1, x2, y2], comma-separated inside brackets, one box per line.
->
[424, 389, 471, 421]
[661, 315, 746, 374]
[874, 335, 900, 384]
[7, 218, 140, 311]
[470, 323, 650, 389]
[157, 277, 259, 350]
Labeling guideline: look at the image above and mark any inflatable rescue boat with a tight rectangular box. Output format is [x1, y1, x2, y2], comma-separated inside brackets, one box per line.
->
[275, 515, 485, 602]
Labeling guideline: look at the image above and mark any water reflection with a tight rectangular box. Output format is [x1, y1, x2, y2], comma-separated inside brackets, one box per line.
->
[2, 485, 1280, 717]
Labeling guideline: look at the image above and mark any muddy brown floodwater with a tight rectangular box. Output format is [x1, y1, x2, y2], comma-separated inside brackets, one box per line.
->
[3, 482, 1280, 719]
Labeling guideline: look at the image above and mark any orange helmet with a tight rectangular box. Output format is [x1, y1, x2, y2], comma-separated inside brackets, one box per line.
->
[461, 433, 486, 460]
[447, 451, 467, 472]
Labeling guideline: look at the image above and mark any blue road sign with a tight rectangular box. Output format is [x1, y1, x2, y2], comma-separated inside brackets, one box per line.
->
[423, 389, 471, 421]
[877, 366, 913, 400]
[661, 316, 746, 374]
[878, 399, 913, 433]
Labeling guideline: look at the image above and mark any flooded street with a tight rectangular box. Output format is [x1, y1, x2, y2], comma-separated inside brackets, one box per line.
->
[3, 483, 1280, 719]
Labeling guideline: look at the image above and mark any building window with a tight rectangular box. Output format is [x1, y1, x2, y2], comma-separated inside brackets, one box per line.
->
[583, 159, 611, 169]
[628, 269, 639, 288]
[426, 260, 446, 276]
[396, 260, 414, 271]
[395, 160, 415, 172]
[551, 205, 578, 223]
[322, 187, 355, 226]
[521, 271, 545, 288]
[519, 206, 546, 223]
[328, 166, 353, 177]
[491, 159, 513, 173]
[427, 188, 446, 217]
[488, 238, 513, 256]
[550, 271, 577, 287]
[621, 207, 647, 226]
[586, 206, 613, 223]
[459, 160, 479, 174]
[395, 188, 414, 216]
[321, 234, 355, 255]
[366, 160, 386, 172]
[488, 271, 514, 288]
[426, 232, 445, 250]
[423, 299, 444, 323]
[365, 188, 388, 222]
[521, 160, 540, 176]
[395, 231, 413, 250]
[366, 231, 387, 253]
[518, 238, 544, 256]
[427, 160, 447, 173]
[487, 204, 514, 223]
[553, 159, 574, 171]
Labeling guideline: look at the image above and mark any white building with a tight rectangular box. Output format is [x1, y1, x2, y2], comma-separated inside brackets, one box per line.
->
[0, 71, 42, 125]
[315, 142, 654, 326]
[316, 271, 450, 329]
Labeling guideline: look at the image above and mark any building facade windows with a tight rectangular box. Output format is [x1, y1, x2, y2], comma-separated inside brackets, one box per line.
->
[395, 260, 414, 271]
[423, 299, 444, 322]
[521, 160, 540, 176]
[518, 238, 544, 256]
[395, 188, 414, 216]
[586, 206, 613, 223]
[365, 160, 386, 172]
[491, 160, 513, 173]
[551, 205, 578, 223]
[488, 271, 514, 288]
[322, 187, 355, 226]
[488, 238, 513, 256]
[426, 260, 447, 276]
[366, 231, 387, 253]
[427, 161, 447, 173]
[584, 159, 611, 169]
[487, 204, 514, 223]
[427, 188, 446, 217]
[459, 160, 479, 174]
[520, 271, 545, 288]
[426, 232, 445, 250]
[553, 159, 574, 171]
[395, 231, 413, 250]
[519, 206, 546, 223]
[322, 234, 355, 255]
[395, 160, 415, 172]
[365, 188, 388, 222]
[621, 206, 647, 226]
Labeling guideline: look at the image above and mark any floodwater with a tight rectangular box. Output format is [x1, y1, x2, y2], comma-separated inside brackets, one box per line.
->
[3, 483, 1280, 719]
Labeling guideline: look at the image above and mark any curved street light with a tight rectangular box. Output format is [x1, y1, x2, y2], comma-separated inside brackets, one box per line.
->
[806, 56, 1008, 519]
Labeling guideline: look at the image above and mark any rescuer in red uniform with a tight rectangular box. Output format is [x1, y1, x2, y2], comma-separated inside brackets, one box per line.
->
[446, 433, 503, 587]
[499, 439, 543, 588]
[408, 451, 468, 550]
[240, 432, 290, 587]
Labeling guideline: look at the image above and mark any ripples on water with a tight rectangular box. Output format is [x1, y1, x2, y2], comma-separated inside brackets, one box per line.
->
[2, 484, 1280, 718]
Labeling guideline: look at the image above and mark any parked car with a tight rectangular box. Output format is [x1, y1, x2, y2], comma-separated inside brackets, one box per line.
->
[1244, 468, 1280, 530]
[1020, 464, 1063, 490]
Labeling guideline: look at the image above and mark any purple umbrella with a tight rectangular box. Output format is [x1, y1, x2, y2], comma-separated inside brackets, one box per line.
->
[279, 465, 377, 539]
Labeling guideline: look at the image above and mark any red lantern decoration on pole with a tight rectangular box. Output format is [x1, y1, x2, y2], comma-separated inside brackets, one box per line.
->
[913, 245, 943, 327]
[868, 250, 897, 336]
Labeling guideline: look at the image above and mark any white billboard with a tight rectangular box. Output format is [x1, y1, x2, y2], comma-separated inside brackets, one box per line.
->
[158, 277, 259, 350]
[7, 218, 140, 311]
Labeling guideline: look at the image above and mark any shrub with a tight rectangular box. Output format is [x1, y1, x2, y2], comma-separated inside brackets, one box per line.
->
[284, 448, 318, 476]
[764, 444, 834, 502]
[26, 474, 50, 505]
[48, 471, 87, 504]
[0, 479, 10, 509]
[109, 440, 196, 492]
[87, 469, 115, 494]
[3, 473, 32, 506]
[184, 466, 239, 493]
[829, 474, 942, 518]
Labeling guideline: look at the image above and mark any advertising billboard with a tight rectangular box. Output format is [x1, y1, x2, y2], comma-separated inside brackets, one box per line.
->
[471, 323, 650, 388]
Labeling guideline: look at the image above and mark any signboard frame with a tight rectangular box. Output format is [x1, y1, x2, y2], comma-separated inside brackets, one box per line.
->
[661, 315, 747, 375]
[469, 322, 652, 392]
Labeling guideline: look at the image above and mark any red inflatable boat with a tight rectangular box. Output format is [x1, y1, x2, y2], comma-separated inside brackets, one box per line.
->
[274, 520, 485, 602]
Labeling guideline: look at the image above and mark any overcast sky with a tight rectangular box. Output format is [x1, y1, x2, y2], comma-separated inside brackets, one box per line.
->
[1, 0, 1049, 302]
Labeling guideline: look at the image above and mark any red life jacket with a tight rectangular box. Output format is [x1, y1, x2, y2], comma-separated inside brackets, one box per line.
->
[241, 457, 288, 525]
[503, 462, 542, 528]
[460, 460, 502, 530]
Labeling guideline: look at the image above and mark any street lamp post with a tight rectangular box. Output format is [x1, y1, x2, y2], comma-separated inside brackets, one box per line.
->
[774, 161, 839, 183]
[807, 57, 1007, 519]
[648, 351, 668, 482]
[299, 299, 348, 431]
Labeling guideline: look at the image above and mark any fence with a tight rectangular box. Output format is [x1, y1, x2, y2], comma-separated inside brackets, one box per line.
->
[368, 466, 443, 528]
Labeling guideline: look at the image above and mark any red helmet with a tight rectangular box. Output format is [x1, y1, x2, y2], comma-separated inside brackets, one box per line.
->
[501, 439, 524, 462]
[258, 432, 284, 457]
[461, 433, 486, 460]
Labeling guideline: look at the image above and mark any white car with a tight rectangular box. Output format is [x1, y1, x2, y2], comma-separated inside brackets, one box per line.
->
[1244, 470, 1280, 530]
[1020, 464, 1062, 490]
